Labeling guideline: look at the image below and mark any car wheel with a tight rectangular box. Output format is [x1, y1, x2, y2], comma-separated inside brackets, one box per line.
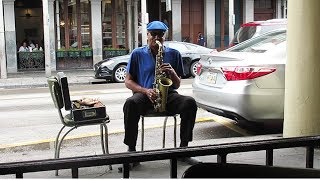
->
[113, 64, 127, 83]
[190, 60, 199, 77]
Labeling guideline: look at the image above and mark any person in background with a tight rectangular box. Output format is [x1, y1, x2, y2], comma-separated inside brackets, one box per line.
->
[197, 32, 206, 47]
[122, 21, 200, 169]
[33, 43, 43, 51]
[18, 42, 29, 52]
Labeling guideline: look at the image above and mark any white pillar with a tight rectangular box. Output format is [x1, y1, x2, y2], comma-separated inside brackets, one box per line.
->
[0, 0, 7, 78]
[134, 0, 139, 48]
[90, 0, 103, 66]
[204, 0, 215, 49]
[3, 0, 17, 73]
[55, 0, 61, 49]
[243, 0, 254, 23]
[43, 0, 52, 76]
[228, 0, 234, 44]
[171, 0, 181, 41]
[126, 0, 133, 52]
[141, 0, 148, 45]
[283, 0, 320, 137]
[48, 0, 56, 72]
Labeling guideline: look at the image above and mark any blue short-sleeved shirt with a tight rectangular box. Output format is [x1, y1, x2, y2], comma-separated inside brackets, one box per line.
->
[126, 45, 184, 89]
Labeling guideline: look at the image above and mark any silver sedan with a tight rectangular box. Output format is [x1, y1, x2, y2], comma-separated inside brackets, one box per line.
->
[192, 29, 287, 123]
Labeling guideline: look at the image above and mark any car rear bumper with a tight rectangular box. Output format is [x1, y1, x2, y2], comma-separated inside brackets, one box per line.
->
[192, 78, 284, 123]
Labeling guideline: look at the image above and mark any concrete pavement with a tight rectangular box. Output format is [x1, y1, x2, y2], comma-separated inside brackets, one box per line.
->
[0, 70, 318, 178]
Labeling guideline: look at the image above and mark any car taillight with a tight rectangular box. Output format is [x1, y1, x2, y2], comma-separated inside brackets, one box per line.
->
[221, 66, 276, 81]
[196, 63, 202, 75]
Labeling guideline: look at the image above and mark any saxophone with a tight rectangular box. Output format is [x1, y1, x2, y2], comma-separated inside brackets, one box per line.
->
[153, 40, 173, 112]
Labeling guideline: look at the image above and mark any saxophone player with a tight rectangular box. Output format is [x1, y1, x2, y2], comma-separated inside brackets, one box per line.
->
[123, 21, 199, 166]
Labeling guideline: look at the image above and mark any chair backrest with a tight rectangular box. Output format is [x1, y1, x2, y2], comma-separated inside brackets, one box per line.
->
[47, 76, 64, 110]
[182, 163, 320, 178]
[57, 72, 72, 110]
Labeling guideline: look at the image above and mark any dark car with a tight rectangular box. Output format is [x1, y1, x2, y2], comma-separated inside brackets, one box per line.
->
[94, 41, 216, 83]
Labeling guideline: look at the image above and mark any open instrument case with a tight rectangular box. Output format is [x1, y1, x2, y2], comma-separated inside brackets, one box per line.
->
[56, 72, 108, 122]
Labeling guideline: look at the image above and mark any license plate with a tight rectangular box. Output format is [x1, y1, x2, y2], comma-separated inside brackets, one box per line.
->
[206, 72, 217, 84]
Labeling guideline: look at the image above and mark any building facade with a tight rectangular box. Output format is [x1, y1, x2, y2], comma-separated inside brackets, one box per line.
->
[0, 0, 287, 78]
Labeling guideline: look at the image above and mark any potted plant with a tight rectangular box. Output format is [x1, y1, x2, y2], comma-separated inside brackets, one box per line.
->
[80, 47, 93, 57]
[103, 47, 129, 58]
[68, 48, 81, 58]
[56, 48, 68, 58]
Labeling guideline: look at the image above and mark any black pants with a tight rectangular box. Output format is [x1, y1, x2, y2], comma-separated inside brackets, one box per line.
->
[123, 90, 197, 147]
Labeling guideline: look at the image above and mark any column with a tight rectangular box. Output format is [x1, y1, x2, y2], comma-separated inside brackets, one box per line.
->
[49, 0, 56, 72]
[243, 0, 254, 23]
[228, 0, 234, 44]
[141, 0, 147, 46]
[43, 0, 54, 76]
[3, 0, 17, 73]
[283, 0, 320, 137]
[133, 0, 139, 48]
[171, 0, 181, 41]
[204, 0, 215, 49]
[126, 0, 133, 52]
[0, 0, 7, 78]
[56, 0, 61, 49]
[91, 0, 103, 66]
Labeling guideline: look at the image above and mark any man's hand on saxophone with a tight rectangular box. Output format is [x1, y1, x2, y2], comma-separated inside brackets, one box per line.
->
[161, 63, 181, 89]
[145, 88, 157, 103]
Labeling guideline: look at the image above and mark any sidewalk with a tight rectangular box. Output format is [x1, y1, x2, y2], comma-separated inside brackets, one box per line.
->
[0, 69, 101, 89]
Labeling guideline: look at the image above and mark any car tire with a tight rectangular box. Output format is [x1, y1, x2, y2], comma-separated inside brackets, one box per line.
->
[190, 60, 199, 77]
[113, 64, 127, 83]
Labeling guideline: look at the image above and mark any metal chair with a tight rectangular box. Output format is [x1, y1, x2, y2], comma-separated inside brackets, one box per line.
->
[47, 76, 112, 176]
[140, 111, 178, 151]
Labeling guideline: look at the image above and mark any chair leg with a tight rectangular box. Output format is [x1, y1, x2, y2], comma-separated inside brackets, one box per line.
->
[55, 127, 76, 176]
[54, 126, 66, 159]
[101, 123, 112, 170]
[141, 116, 144, 151]
[173, 116, 177, 148]
[163, 117, 169, 148]
[100, 124, 106, 154]
[54, 125, 66, 176]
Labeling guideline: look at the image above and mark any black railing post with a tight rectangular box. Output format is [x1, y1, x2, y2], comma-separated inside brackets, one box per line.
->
[266, 149, 273, 166]
[170, 158, 178, 178]
[123, 163, 130, 178]
[306, 146, 314, 168]
[72, 167, 79, 178]
[16, 172, 23, 178]
[217, 153, 227, 164]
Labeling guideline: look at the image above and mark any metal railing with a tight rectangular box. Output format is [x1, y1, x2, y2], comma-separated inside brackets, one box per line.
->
[0, 135, 319, 178]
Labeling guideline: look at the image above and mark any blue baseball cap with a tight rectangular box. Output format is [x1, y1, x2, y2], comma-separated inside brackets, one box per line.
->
[146, 21, 168, 32]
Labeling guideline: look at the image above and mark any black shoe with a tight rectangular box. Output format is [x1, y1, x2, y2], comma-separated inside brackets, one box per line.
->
[118, 162, 140, 173]
[177, 157, 201, 165]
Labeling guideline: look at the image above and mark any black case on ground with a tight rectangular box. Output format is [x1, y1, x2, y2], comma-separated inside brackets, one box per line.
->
[56, 72, 108, 122]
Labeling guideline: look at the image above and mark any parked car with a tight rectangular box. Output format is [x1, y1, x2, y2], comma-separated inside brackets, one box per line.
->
[94, 41, 216, 83]
[229, 18, 287, 47]
[192, 29, 287, 124]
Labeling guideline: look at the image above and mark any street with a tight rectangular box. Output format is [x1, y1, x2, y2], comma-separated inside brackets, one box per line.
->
[0, 78, 281, 147]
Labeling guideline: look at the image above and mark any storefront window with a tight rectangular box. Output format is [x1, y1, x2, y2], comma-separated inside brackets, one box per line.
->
[102, 0, 126, 49]
[56, 0, 91, 49]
